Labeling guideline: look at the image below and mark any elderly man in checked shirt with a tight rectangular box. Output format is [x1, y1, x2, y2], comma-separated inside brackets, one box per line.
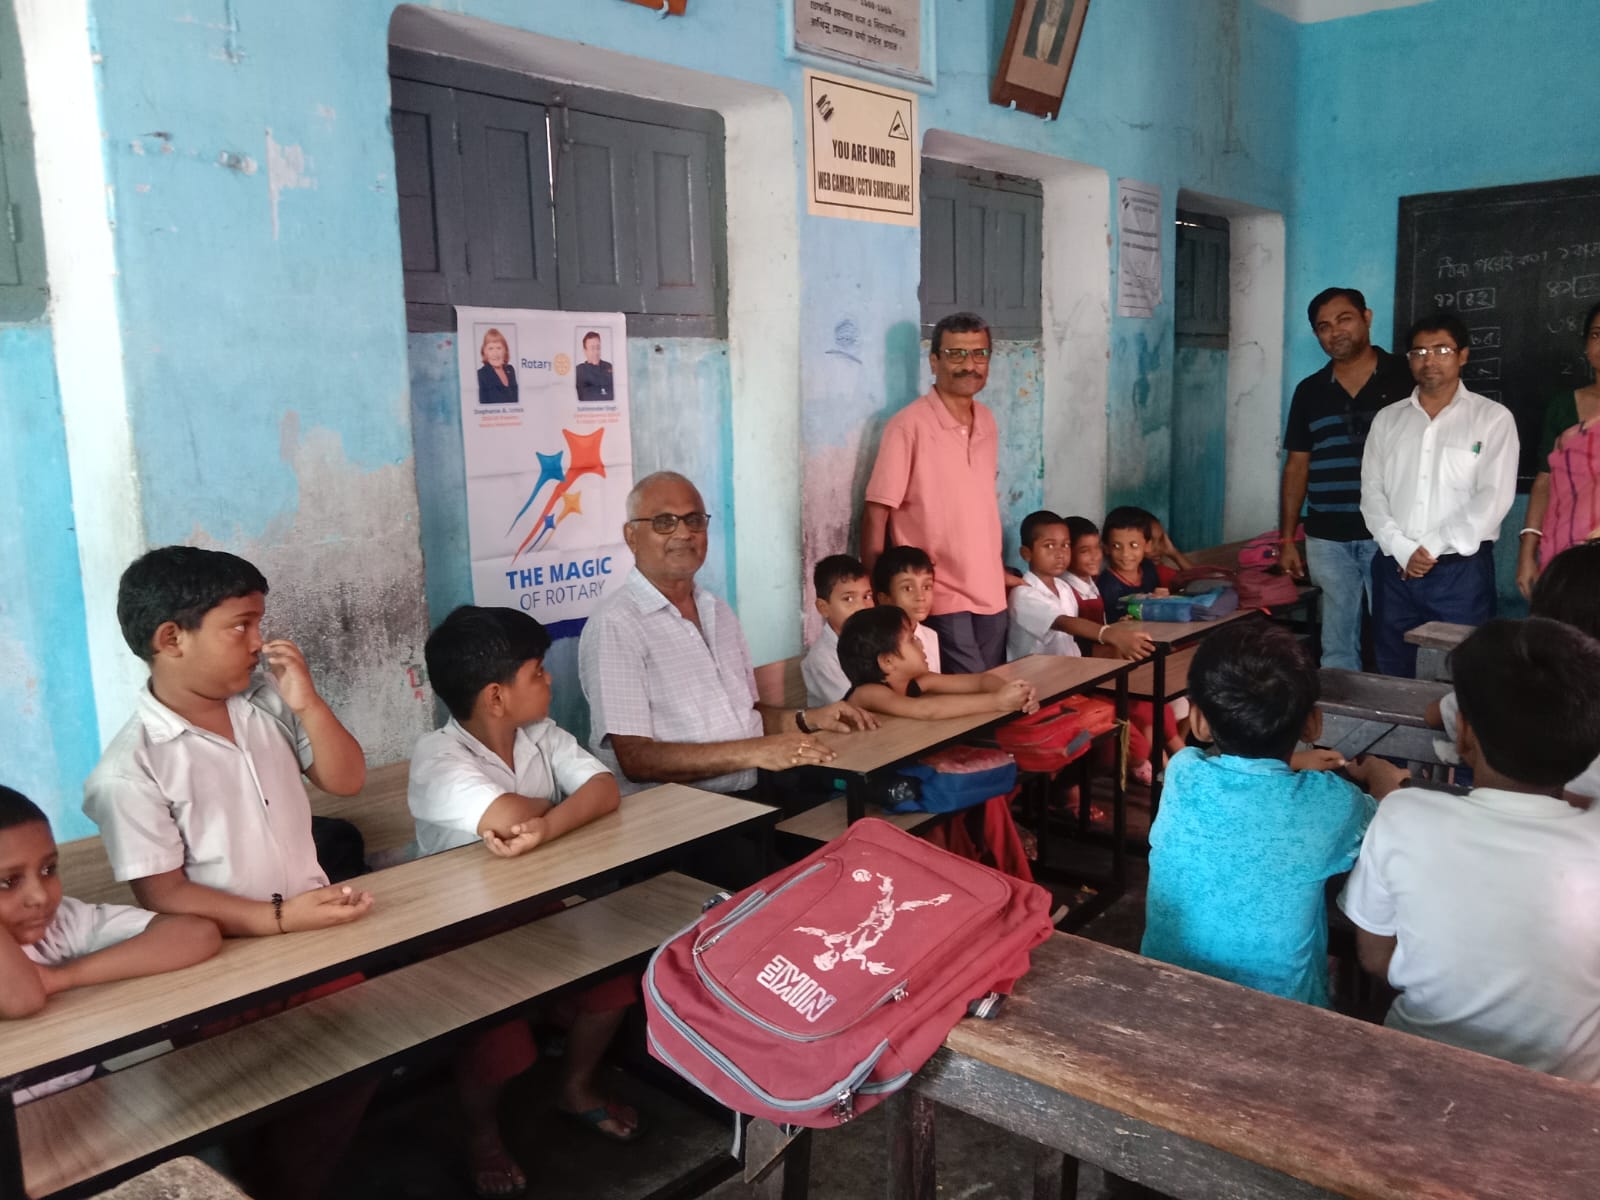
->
[1360, 311, 1518, 676]
[579, 471, 875, 804]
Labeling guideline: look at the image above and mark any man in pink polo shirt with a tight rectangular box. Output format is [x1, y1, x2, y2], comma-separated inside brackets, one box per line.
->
[861, 311, 1007, 672]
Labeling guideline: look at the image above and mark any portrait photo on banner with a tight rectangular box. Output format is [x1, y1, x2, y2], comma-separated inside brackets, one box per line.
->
[454, 306, 635, 638]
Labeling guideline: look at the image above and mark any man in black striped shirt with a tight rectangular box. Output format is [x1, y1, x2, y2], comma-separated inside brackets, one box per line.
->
[1279, 288, 1415, 670]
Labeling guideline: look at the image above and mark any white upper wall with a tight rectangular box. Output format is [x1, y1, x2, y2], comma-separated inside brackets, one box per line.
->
[1255, 0, 1432, 21]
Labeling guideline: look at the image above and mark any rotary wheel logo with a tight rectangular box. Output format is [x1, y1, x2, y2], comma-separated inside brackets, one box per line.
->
[553, 353, 572, 376]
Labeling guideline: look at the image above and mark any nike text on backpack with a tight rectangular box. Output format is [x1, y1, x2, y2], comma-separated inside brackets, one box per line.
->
[644, 819, 1055, 1127]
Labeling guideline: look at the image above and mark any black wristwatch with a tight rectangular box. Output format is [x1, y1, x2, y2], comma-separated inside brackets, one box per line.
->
[795, 709, 814, 734]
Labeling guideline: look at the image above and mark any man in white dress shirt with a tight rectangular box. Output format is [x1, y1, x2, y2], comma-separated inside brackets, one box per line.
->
[1359, 312, 1518, 676]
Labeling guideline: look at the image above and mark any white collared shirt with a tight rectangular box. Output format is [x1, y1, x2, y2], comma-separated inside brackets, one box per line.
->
[408, 716, 610, 856]
[578, 568, 762, 794]
[913, 622, 941, 674]
[1007, 571, 1083, 661]
[84, 673, 328, 900]
[1359, 383, 1518, 563]
[802, 623, 851, 707]
[1340, 785, 1600, 1083]
[16, 897, 156, 1103]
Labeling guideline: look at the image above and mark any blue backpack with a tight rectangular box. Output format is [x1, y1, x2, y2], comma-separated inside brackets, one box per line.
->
[883, 745, 1019, 814]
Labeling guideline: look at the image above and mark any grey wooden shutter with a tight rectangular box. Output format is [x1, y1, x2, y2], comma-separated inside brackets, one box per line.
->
[920, 160, 1041, 339]
[456, 90, 557, 311]
[553, 109, 642, 315]
[0, 3, 46, 321]
[1175, 212, 1230, 347]
[391, 79, 467, 332]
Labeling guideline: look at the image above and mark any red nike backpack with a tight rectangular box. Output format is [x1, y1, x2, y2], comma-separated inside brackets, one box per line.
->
[994, 695, 1119, 775]
[644, 819, 1054, 1127]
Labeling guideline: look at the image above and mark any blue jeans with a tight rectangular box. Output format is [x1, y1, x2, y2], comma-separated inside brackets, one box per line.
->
[1304, 537, 1377, 671]
[1370, 545, 1496, 677]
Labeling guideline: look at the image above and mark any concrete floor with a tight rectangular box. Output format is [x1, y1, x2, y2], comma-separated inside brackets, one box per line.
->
[323, 793, 1159, 1200]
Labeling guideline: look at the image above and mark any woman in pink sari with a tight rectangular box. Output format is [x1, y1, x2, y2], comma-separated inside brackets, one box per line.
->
[1517, 301, 1600, 595]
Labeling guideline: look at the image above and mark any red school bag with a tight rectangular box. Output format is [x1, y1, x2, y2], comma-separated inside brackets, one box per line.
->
[644, 819, 1054, 1127]
[994, 695, 1119, 775]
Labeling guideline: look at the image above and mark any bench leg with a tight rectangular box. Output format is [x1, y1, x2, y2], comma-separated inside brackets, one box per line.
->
[885, 1090, 936, 1200]
[0, 1096, 21, 1200]
[747, 1125, 812, 1200]
[1032, 1142, 1079, 1200]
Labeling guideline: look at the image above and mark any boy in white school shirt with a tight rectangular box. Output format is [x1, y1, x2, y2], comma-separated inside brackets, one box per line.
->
[1340, 618, 1600, 1082]
[409, 605, 634, 1197]
[0, 786, 220, 1101]
[1007, 510, 1154, 663]
[803, 554, 874, 706]
[83, 546, 375, 1200]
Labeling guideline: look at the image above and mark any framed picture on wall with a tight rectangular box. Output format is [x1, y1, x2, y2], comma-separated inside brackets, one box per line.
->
[991, 0, 1091, 119]
[621, 0, 688, 13]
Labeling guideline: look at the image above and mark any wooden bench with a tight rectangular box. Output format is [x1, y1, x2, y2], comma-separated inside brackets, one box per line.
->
[56, 760, 418, 908]
[888, 932, 1600, 1200]
[1318, 667, 1452, 764]
[1405, 620, 1475, 681]
[18, 871, 714, 1199]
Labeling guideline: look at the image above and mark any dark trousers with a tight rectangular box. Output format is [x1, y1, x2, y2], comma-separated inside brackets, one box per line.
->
[924, 610, 1008, 673]
[1370, 544, 1496, 676]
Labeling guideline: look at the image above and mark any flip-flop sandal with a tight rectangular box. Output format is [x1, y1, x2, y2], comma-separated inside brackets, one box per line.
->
[468, 1140, 527, 1199]
[558, 1101, 643, 1143]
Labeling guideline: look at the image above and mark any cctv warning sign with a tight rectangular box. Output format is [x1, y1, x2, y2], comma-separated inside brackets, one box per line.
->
[805, 69, 918, 227]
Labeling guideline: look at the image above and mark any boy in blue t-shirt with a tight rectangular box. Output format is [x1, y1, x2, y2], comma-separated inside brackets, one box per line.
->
[1141, 622, 1408, 1006]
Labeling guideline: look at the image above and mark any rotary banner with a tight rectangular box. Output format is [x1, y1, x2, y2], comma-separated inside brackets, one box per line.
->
[455, 306, 633, 638]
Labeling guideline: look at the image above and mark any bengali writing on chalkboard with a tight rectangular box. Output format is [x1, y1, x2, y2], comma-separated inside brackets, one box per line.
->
[1396, 175, 1600, 483]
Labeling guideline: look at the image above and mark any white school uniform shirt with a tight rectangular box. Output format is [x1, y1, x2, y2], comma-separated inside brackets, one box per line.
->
[83, 673, 328, 901]
[1006, 571, 1083, 661]
[408, 716, 611, 856]
[14, 898, 156, 1104]
[802, 624, 851, 708]
[1063, 573, 1100, 605]
[913, 622, 941, 674]
[1359, 383, 1518, 565]
[579, 568, 763, 795]
[1339, 786, 1600, 1083]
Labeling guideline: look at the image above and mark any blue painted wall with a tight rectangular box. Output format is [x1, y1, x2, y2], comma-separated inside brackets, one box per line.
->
[0, 327, 99, 836]
[5, 0, 1344, 822]
[1287, 0, 1598, 613]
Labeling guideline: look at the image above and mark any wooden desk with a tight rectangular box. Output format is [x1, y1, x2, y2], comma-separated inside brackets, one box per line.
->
[1405, 620, 1475, 681]
[0, 785, 768, 1092]
[1118, 608, 1261, 815]
[1318, 668, 1452, 764]
[818, 655, 1127, 781]
[890, 933, 1600, 1200]
[1110, 644, 1197, 701]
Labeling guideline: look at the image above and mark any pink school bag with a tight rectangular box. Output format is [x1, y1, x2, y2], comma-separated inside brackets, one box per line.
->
[643, 819, 1054, 1127]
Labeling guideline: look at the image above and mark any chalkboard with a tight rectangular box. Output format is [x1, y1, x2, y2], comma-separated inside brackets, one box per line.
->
[1395, 174, 1600, 486]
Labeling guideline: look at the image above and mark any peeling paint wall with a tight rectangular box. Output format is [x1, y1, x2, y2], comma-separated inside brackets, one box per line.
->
[10, 0, 1300, 826]
[89, 0, 435, 769]
[0, 327, 99, 836]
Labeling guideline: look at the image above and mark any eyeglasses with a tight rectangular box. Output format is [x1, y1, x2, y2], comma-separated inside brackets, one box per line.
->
[936, 347, 992, 363]
[1406, 346, 1459, 360]
[628, 511, 712, 534]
